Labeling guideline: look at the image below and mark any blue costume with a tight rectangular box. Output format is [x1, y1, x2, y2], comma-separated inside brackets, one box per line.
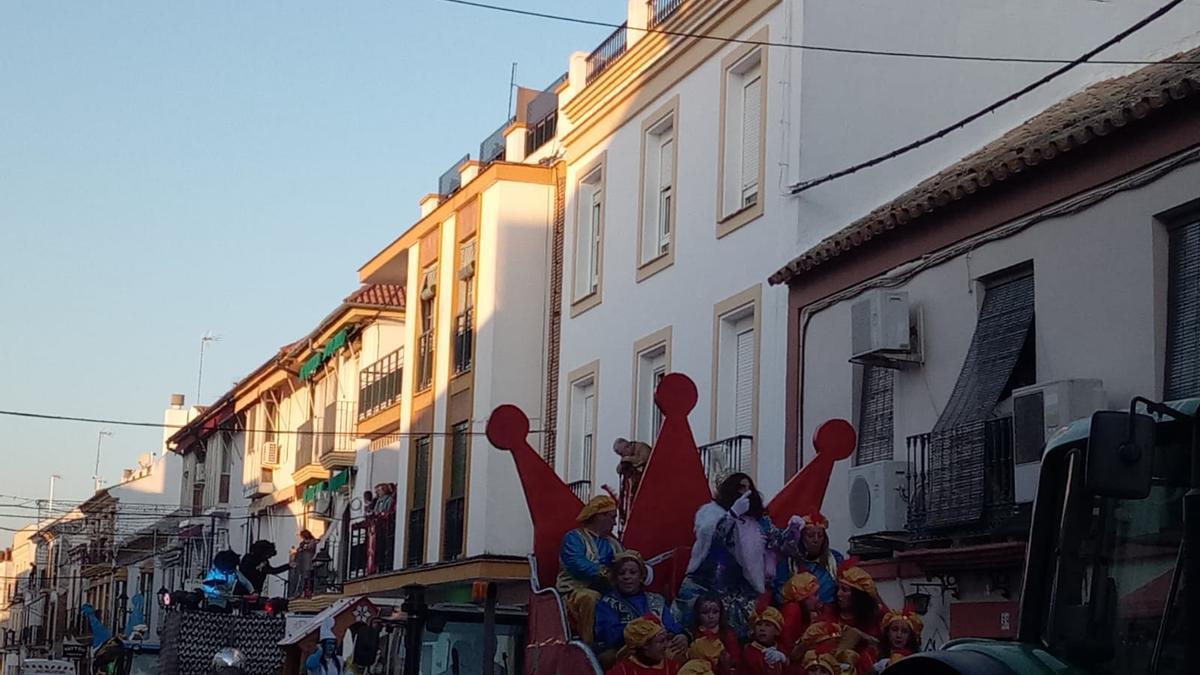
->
[595, 590, 683, 654]
[556, 528, 623, 593]
[793, 549, 845, 605]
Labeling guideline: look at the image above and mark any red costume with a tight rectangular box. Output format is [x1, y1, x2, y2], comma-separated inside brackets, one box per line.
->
[687, 626, 741, 673]
[742, 642, 786, 675]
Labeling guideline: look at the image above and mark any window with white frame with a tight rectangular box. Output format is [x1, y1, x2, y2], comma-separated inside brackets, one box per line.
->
[568, 377, 597, 490]
[640, 114, 675, 264]
[574, 167, 604, 300]
[721, 49, 763, 218]
[635, 345, 668, 444]
[715, 307, 756, 473]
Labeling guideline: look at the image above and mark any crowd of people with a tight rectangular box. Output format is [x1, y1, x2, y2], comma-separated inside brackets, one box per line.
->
[558, 473, 924, 675]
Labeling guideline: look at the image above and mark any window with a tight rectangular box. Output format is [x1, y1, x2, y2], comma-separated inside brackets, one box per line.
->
[417, 265, 438, 392]
[640, 108, 676, 268]
[573, 163, 604, 304]
[263, 400, 278, 444]
[1165, 218, 1200, 399]
[443, 423, 469, 560]
[633, 328, 672, 444]
[218, 436, 232, 504]
[856, 366, 895, 465]
[455, 240, 476, 375]
[718, 33, 767, 237]
[567, 366, 599, 495]
[711, 288, 760, 476]
[406, 436, 431, 567]
[935, 266, 1036, 432]
[923, 266, 1034, 527]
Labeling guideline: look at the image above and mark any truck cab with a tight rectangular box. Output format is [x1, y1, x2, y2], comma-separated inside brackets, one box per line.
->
[890, 398, 1198, 674]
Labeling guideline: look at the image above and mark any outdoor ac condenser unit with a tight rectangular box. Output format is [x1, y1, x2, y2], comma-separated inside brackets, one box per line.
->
[260, 442, 282, 467]
[850, 290, 920, 366]
[1011, 379, 1106, 503]
[847, 460, 909, 536]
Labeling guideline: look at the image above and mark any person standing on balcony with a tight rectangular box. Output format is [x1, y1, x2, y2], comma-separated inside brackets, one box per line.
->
[557, 495, 624, 644]
[292, 530, 319, 599]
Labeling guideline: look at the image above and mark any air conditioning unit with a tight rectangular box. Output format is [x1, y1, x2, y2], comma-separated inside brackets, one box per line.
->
[849, 290, 921, 367]
[260, 442, 282, 467]
[1011, 379, 1106, 502]
[847, 460, 909, 536]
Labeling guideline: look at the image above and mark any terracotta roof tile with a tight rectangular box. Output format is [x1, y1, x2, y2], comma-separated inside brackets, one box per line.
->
[345, 283, 406, 309]
[770, 46, 1200, 286]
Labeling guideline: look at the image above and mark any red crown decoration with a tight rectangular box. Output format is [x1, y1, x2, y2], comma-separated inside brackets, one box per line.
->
[485, 372, 856, 595]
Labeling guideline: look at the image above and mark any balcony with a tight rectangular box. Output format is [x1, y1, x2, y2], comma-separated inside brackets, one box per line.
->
[318, 401, 357, 470]
[907, 417, 1024, 539]
[454, 309, 474, 375]
[647, 0, 684, 27]
[344, 493, 399, 580]
[698, 435, 754, 484]
[586, 23, 628, 84]
[293, 419, 329, 487]
[568, 480, 593, 501]
[359, 348, 403, 420]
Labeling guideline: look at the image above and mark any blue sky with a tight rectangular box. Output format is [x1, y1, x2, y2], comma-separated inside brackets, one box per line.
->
[0, 1, 624, 543]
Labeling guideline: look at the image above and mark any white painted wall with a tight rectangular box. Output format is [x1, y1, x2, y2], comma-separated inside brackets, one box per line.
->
[801, 157, 1200, 550]
[555, 0, 1200, 501]
[470, 180, 553, 557]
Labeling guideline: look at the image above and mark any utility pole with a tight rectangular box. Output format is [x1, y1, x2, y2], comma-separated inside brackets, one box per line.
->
[93, 431, 113, 493]
[196, 332, 222, 405]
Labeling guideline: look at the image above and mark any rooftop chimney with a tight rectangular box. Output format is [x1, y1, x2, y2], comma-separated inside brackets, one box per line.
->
[169, 393, 185, 409]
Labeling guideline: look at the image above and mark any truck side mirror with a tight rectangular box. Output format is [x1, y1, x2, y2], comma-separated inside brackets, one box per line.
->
[1086, 410, 1155, 499]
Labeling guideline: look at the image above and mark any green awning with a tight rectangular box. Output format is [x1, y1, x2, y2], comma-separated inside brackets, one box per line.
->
[299, 353, 324, 381]
[300, 327, 354, 381]
[329, 467, 352, 492]
[322, 327, 350, 359]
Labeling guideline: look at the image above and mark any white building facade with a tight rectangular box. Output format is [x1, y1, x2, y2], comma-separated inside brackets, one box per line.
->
[552, 0, 1200, 504]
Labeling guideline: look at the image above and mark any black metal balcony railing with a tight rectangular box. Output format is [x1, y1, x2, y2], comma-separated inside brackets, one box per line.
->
[454, 309, 474, 375]
[359, 348, 403, 419]
[698, 435, 754, 483]
[442, 497, 466, 561]
[346, 510, 396, 580]
[907, 416, 1015, 533]
[648, 0, 684, 27]
[296, 420, 315, 468]
[586, 24, 628, 84]
[406, 509, 426, 567]
[417, 331, 435, 392]
[567, 480, 593, 501]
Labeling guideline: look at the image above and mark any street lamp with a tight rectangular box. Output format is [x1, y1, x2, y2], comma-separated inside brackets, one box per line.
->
[92, 431, 113, 493]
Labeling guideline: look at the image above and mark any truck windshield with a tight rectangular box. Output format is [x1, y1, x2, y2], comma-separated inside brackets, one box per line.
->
[417, 620, 523, 674]
[1043, 437, 1189, 674]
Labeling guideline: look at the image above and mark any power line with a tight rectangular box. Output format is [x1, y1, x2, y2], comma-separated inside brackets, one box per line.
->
[790, 0, 1189, 193]
[0, 408, 544, 437]
[437, 0, 1200, 66]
